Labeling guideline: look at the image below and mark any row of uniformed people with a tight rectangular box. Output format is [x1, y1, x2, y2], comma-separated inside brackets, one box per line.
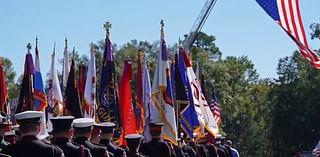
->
[0, 111, 239, 157]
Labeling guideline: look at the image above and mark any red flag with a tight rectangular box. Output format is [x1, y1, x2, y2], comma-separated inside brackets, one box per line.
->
[0, 59, 8, 113]
[78, 65, 87, 111]
[118, 60, 137, 145]
[16, 52, 35, 113]
[135, 50, 144, 133]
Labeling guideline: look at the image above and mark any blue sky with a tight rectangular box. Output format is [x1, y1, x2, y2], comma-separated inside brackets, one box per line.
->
[0, 0, 319, 79]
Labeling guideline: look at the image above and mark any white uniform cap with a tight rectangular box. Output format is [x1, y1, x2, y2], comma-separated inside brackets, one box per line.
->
[4, 130, 15, 136]
[15, 111, 42, 121]
[125, 134, 143, 139]
[72, 118, 94, 128]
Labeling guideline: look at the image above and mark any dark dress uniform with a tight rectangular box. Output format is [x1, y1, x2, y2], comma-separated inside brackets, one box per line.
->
[97, 122, 126, 157]
[4, 135, 64, 157]
[72, 118, 110, 157]
[125, 134, 145, 157]
[4, 111, 64, 157]
[74, 137, 109, 157]
[196, 143, 209, 157]
[139, 123, 171, 157]
[52, 137, 92, 157]
[204, 143, 218, 157]
[215, 144, 227, 157]
[51, 116, 92, 157]
[100, 139, 125, 157]
[174, 146, 187, 157]
[182, 142, 197, 157]
[140, 139, 171, 157]
[93, 142, 114, 157]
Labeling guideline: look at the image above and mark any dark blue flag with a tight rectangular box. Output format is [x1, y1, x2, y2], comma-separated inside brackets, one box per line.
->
[98, 33, 121, 127]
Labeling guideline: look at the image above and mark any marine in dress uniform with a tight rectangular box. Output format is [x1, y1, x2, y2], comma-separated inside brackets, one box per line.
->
[91, 124, 102, 144]
[196, 136, 209, 157]
[98, 122, 126, 157]
[125, 134, 145, 157]
[3, 111, 64, 157]
[50, 116, 92, 157]
[4, 131, 15, 145]
[0, 114, 10, 152]
[73, 118, 109, 157]
[219, 137, 232, 157]
[139, 123, 172, 157]
[91, 123, 114, 157]
[226, 140, 240, 157]
[214, 136, 227, 157]
[182, 138, 197, 157]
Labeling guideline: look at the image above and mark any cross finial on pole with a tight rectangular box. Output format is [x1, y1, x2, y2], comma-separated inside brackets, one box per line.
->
[160, 19, 164, 28]
[178, 37, 182, 46]
[90, 42, 95, 53]
[65, 37, 68, 49]
[27, 43, 32, 54]
[103, 21, 112, 35]
[72, 46, 76, 59]
[36, 36, 38, 48]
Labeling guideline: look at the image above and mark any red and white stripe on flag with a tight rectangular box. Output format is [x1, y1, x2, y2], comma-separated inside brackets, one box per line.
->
[210, 100, 221, 125]
[277, 0, 320, 68]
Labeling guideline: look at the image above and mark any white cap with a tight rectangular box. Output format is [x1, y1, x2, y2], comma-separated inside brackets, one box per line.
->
[15, 111, 42, 122]
[38, 133, 51, 140]
[72, 118, 94, 128]
[125, 134, 143, 139]
[4, 130, 15, 136]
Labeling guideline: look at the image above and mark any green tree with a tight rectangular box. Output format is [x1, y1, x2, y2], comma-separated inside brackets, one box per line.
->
[270, 51, 320, 156]
[310, 22, 320, 40]
[1, 57, 19, 99]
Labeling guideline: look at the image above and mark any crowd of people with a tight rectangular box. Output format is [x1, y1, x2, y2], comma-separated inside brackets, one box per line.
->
[0, 111, 239, 157]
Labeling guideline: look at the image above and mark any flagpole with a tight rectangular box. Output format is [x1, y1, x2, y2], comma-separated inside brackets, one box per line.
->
[159, 20, 164, 123]
[26, 43, 34, 110]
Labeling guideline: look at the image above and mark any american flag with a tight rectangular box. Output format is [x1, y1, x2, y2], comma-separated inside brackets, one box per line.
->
[256, 0, 320, 68]
[210, 87, 221, 125]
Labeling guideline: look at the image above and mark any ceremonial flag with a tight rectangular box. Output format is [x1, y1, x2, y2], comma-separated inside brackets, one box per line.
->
[33, 40, 48, 111]
[33, 38, 49, 138]
[135, 49, 144, 133]
[195, 62, 208, 100]
[175, 52, 200, 138]
[64, 57, 83, 118]
[16, 48, 35, 113]
[47, 45, 64, 131]
[98, 28, 121, 126]
[62, 38, 70, 91]
[210, 86, 221, 126]
[150, 22, 177, 145]
[256, 0, 320, 68]
[83, 47, 96, 118]
[200, 72, 208, 101]
[78, 65, 86, 108]
[0, 59, 8, 113]
[142, 58, 152, 143]
[180, 48, 218, 137]
[118, 60, 137, 145]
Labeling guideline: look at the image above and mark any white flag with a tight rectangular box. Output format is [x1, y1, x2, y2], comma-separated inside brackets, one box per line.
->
[150, 23, 178, 145]
[83, 48, 96, 118]
[143, 57, 152, 143]
[47, 46, 64, 132]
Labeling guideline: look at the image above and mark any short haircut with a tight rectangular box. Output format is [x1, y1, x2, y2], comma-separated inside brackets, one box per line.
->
[19, 123, 39, 134]
[73, 126, 92, 134]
